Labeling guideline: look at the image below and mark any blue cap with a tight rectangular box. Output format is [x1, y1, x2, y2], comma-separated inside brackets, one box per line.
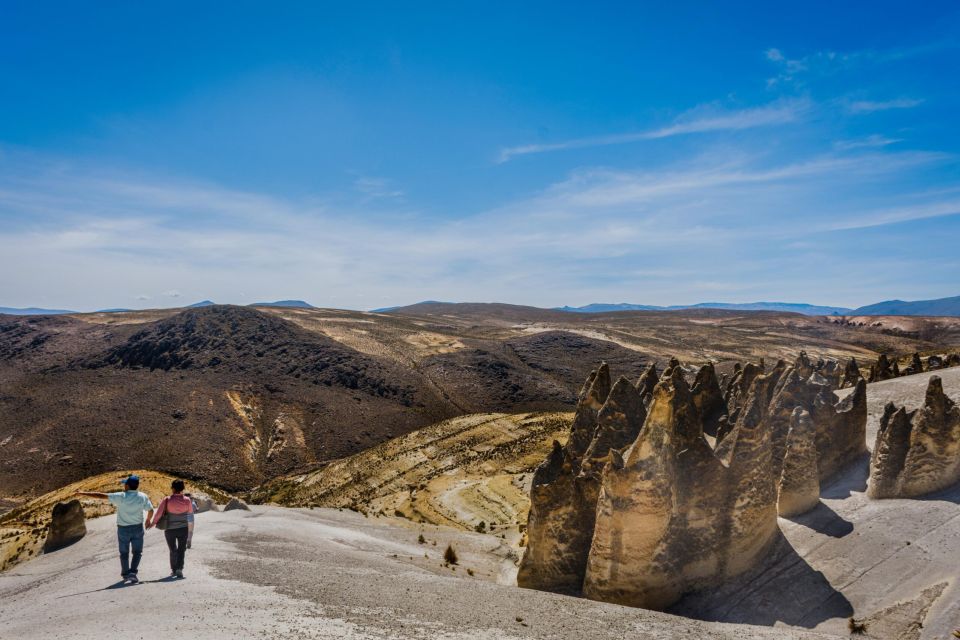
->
[124, 474, 139, 485]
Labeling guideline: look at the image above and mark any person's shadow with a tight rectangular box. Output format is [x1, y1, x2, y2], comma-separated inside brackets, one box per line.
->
[57, 575, 179, 598]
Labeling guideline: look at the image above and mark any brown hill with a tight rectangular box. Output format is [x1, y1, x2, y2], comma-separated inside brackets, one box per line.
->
[2, 302, 959, 504]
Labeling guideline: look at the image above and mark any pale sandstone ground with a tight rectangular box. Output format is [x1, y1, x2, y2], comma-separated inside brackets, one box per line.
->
[0, 507, 827, 640]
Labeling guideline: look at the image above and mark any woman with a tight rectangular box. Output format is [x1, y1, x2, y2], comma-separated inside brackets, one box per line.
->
[151, 479, 195, 578]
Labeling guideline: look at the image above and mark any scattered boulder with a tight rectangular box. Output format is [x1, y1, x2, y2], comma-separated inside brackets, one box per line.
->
[223, 497, 250, 511]
[191, 494, 218, 513]
[868, 376, 960, 499]
[43, 500, 86, 552]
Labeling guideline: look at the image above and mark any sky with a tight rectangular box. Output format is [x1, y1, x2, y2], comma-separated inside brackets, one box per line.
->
[2, 2, 959, 311]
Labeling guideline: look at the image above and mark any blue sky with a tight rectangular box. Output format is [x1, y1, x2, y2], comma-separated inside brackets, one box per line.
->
[2, 2, 959, 311]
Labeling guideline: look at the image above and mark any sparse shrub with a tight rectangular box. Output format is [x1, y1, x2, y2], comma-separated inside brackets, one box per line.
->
[474, 521, 486, 533]
[418, 533, 426, 544]
[848, 617, 867, 635]
[467, 568, 474, 576]
[443, 544, 458, 565]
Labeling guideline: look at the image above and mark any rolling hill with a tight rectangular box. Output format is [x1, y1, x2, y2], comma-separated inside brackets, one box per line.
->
[852, 295, 960, 317]
[3, 302, 960, 505]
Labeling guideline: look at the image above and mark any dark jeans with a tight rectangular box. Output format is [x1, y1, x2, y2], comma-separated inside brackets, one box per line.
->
[164, 527, 189, 572]
[117, 524, 144, 576]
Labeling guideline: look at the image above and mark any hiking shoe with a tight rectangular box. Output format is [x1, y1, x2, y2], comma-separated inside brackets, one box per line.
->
[127, 574, 139, 584]
[175, 570, 184, 579]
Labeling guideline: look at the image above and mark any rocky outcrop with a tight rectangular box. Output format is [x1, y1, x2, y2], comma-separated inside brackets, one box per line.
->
[521, 354, 870, 609]
[691, 363, 725, 437]
[869, 354, 896, 382]
[905, 353, 924, 376]
[777, 408, 820, 517]
[43, 500, 86, 552]
[583, 367, 730, 609]
[635, 362, 658, 400]
[812, 379, 868, 481]
[868, 376, 960, 498]
[840, 358, 862, 388]
[518, 364, 626, 593]
[223, 497, 250, 511]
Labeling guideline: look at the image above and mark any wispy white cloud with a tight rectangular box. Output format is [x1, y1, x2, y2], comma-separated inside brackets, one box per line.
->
[847, 97, 924, 113]
[833, 134, 903, 151]
[497, 100, 808, 162]
[0, 146, 956, 310]
[353, 176, 404, 201]
[765, 40, 959, 87]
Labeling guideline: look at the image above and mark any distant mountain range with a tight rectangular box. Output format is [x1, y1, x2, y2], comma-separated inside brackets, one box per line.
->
[0, 306, 76, 315]
[251, 300, 315, 309]
[4, 295, 960, 317]
[850, 295, 960, 317]
[558, 297, 960, 316]
[557, 302, 854, 315]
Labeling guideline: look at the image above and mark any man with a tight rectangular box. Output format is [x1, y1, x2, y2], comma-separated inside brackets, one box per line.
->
[76, 474, 155, 583]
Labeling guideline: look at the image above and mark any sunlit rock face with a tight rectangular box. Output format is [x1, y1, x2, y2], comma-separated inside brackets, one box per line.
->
[777, 408, 820, 517]
[869, 376, 960, 499]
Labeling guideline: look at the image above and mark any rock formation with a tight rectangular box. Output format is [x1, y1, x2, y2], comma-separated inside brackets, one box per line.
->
[840, 358, 861, 388]
[583, 367, 731, 609]
[635, 362, 658, 403]
[691, 363, 725, 437]
[224, 497, 250, 511]
[868, 376, 960, 498]
[904, 352, 924, 376]
[777, 408, 820, 517]
[191, 494, 218, 513]
[43, 500, 86, 552]
[520, 354, 869, 609]
[869, 354, 895, 382]
[518, 364, 626, 593]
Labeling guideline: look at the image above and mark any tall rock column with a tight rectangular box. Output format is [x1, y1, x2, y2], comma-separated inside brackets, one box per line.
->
[777, 408, 820, 517]
[583, 368, 725, 609]
[517, 364, 611, 593]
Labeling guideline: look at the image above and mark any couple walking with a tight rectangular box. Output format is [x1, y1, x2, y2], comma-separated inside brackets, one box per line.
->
[76, 475, 196, 583]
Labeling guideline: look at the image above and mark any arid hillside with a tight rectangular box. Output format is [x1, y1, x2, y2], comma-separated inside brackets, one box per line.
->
[2, 302, 959, 503]
[252, 412, 571, 538]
